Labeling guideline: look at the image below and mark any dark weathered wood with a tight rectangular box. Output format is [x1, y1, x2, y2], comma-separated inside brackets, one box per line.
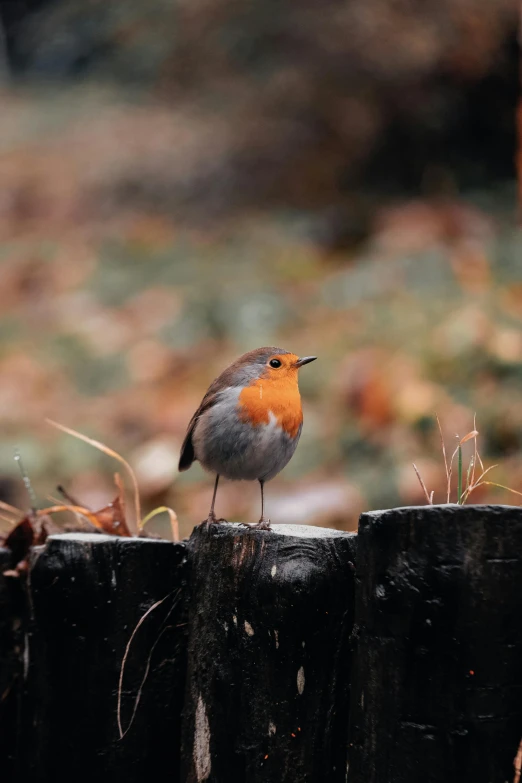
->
[16, 533, 188, 783]
[0, 547, 28, 781]
[348, 504, 522, 783]
[181, 522, 357, 783]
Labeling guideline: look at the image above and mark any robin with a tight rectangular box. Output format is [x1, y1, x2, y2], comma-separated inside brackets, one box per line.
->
[178, 347, 317, 529]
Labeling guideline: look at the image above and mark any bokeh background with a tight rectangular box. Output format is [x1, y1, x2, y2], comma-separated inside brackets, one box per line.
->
[0, 0, 521, 538]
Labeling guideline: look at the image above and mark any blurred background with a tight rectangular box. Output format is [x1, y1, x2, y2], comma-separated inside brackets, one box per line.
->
[0, 0, 521, 538]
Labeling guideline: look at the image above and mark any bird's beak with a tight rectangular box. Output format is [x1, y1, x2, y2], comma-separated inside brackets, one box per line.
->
[295, 356, 317, 368]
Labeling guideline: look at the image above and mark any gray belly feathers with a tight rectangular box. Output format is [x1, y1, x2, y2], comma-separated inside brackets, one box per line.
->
[192, 387, 300, 481]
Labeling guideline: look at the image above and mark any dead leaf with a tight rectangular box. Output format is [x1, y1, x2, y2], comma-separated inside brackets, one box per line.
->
[3, 515, 34, 566]
[89, 472, 132, 537]
[33, 513, 61, 545]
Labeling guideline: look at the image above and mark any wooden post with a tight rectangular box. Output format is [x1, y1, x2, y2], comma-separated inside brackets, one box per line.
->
[181, 523, 357, 783]
[16, 533, 188, 783]
[348, 504, 522, 783]
[0, 547, 28, 781]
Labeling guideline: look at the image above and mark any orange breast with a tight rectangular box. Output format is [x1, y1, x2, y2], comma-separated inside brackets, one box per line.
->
[238, 377, 303, 438]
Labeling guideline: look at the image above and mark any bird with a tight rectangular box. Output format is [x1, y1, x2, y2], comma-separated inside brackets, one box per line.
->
[178, 347, 317, 530]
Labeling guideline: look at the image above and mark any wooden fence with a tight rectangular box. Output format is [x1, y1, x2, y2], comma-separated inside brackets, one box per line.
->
[1, 504, 522, 782]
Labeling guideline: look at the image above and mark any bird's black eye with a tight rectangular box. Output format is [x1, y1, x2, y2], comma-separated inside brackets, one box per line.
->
[269, 358, 282, 368]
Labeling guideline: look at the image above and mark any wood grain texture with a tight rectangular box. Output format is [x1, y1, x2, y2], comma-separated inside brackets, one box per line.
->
[0, 547, 28, 782]
[348, 504, 522, 783]
[16, 534, 188, 783]
[181, 522, 357, 783]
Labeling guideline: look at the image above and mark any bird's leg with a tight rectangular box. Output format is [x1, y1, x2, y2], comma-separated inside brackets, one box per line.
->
[251, 479, 271, 530]
[204, 474, 226, 525]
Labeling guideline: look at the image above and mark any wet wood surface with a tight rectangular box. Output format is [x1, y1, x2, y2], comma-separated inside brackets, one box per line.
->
[16, 533, 188, 783]
[181, 523, 357, 783]
[0, 547, 28, 781]
[3, 504, 522, 782]
[348, 504, 522, 783]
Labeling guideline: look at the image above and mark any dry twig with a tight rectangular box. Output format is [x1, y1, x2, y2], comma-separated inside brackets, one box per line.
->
[46, 419, 141, 534]
[412, 463, 433, 505]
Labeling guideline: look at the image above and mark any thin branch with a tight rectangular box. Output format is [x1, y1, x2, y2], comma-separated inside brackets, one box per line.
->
[478, 482, 522, 499]
[57, 484, 83, 507]
[118, 624, 172, 740]
[46, 419, 140, 534]
[0, 499, 22, 518]
[39, 504, 105, 530]
[448, 430, 479, 504]
[47, 495, 89, 529]
[460, 464, 499, 505]
[412, 464, 433, 505]
[447, 439, 461, 504]
[435, 414, 450, 503]
[471, 414, 478, 489]
[466, 456, 474, 494]
[117, 592, 176, 739]
[458, 444, 463, 504]
[140, 506, 180, 541]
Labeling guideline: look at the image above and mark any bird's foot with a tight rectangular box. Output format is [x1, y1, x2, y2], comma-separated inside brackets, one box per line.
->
[250, 517, 272, 531]
[201, 512, 227, 528]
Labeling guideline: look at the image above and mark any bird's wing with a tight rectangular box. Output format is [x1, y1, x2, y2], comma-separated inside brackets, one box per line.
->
[178, 386, 220, 471]
[178, 355, 252, 472]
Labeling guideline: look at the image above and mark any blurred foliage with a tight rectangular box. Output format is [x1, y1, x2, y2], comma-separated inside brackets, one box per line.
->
[2, 0, 518, 218]
[0, 0, 521, 537]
